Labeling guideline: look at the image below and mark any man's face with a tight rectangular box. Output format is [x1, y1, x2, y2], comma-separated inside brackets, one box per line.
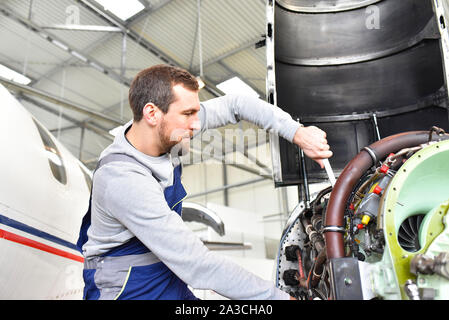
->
[158, 84, 201, 155]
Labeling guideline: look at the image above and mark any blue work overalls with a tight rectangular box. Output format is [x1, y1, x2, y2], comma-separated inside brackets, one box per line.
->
[77, 154, 198, 300]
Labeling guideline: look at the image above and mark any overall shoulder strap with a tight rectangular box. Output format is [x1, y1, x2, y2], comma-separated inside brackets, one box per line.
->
[76, 154, 158, 253]
[95, 153, 158, 181]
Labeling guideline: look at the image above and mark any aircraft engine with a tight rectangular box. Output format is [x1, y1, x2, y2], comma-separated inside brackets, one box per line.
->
[276, 129, 449, 300]
[269, 0, 449, 300]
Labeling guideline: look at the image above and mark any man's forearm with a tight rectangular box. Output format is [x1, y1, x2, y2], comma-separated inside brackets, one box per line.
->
[199, 94, 301, 142]
[198, 93, 332, 167]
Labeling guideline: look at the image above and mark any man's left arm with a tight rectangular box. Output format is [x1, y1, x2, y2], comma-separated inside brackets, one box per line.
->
[198, 94, 332, 167]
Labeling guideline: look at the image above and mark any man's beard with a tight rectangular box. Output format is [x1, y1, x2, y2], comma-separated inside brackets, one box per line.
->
[158, 119, 191, 156]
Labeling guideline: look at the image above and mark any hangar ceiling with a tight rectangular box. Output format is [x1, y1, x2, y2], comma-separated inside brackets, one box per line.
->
[0, 0, 269, 170]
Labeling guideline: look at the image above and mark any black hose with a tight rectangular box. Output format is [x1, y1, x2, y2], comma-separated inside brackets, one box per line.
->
[312, 186, 332, 216]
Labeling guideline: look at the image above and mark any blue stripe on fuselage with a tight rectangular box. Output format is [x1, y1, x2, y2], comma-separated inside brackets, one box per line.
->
[0, 214, 78, 251]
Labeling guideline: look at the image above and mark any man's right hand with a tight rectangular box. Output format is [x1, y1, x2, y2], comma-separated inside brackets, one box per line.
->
[292, 125, 333, 169]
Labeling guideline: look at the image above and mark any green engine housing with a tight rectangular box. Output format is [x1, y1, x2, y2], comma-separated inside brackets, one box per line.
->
[368, 139, 449, 299]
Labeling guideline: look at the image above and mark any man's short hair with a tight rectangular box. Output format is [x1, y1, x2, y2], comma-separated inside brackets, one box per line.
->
[129, 64, 199, 121]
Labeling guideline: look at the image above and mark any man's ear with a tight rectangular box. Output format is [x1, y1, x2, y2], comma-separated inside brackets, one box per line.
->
[142, 103, 161, 126]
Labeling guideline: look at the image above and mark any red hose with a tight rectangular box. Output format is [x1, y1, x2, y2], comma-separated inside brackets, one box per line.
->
[296, 249, 305, 278]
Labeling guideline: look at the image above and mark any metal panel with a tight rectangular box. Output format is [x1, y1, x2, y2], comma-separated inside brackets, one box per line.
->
[276, 0, 438, 66]
[276, 40, 445, 117]
[329, 258, 364, 300]
[276, 0, 382, 13]
[270, 0, 449, 186]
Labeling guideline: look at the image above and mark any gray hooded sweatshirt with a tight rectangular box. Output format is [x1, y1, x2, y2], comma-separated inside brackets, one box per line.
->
[83, 94, 300, 300]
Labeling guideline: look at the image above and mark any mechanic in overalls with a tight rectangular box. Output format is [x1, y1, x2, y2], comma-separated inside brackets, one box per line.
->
[77, 64, 332, 300]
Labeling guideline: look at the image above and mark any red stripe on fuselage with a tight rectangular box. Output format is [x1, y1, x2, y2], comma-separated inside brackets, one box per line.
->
[0, 229, 84, 263]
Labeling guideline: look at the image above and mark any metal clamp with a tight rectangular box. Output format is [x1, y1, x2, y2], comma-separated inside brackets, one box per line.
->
[322, 225, 346, 234]
[362, 146, 379, 166]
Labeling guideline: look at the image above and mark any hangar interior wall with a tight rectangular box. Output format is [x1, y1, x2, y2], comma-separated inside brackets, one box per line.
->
[182, 141, 329, 261]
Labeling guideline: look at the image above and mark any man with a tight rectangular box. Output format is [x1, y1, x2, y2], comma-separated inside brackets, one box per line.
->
[77, 64, 332, 300]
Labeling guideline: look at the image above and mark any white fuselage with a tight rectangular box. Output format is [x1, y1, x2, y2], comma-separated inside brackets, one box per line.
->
[0, 84, 90, 299]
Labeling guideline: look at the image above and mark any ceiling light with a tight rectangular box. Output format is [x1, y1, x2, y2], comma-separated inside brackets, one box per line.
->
[93, 0, 145, 21]
[0, 64, 31, 85]
[216, 76, 259, 98]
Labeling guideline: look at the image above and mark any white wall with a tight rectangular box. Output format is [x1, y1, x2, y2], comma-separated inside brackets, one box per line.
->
[181, 139, 303, 260]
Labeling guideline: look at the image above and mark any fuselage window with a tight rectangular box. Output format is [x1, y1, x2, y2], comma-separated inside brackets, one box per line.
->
[32, 118, 67, 185]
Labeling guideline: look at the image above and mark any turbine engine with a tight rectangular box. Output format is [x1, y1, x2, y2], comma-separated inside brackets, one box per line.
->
[276, 128, 449, 300]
